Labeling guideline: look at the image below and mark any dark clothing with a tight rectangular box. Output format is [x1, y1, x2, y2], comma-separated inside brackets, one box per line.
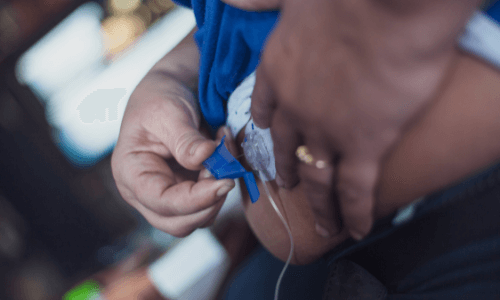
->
[172, 0, 500, 298]
[223, 162, 500, 299]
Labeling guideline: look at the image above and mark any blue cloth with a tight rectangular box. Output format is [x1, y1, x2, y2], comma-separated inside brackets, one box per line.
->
[202, 136, 260, 202]
[173, 0, 278, 130]
[487, 0, 500, 22]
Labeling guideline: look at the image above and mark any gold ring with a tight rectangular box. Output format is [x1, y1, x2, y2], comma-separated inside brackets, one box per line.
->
[295, 145, 329, 169]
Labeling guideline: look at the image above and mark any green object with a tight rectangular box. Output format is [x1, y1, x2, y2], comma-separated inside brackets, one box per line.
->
[63, 280, 101, 300]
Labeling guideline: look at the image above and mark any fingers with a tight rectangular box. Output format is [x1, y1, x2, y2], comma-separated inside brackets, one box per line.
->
[115, 124, 236, 237]
[220, 0, 280, 11]
[271, 111, 301, 189]
[166, 122, 216, 171]
[134, 165, 231, 237]
[250, 64, 277, 129]
[337, 157, 379, 240]
[135, 195, 227, 237]
[136, 161, 235, 216]
[298, 144, 340, 237]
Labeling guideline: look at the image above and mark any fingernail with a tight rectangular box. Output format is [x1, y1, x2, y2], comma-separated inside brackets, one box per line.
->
[189, 139, 203, 155]
[349, 230, 364, 241]
[216, 182, 235, 197]
[315, 223, 331, 238]
[200, 168, 213, 179]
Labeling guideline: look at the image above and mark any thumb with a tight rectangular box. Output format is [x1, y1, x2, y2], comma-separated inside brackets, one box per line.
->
[337, 157, 379, 241]
[163, 116, 216, 171]
[221, 0, 280, 11]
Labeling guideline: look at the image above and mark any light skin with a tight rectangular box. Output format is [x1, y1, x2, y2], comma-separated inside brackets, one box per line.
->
[111, 29, 235, 237]
[112, 26, 500, 264]
[220, 0, 483, 241]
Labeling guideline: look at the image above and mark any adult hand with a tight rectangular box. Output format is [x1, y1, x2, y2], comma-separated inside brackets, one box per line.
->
[111, 76, 235, 237]
[221, 0, 478, 239]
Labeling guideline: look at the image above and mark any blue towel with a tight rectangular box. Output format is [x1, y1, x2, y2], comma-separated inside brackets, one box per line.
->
[487, 0, 500, 22]
[173, 0, 278, 130]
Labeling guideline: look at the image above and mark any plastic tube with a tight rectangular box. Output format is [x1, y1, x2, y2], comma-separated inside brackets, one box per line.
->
[259, 171, 294, 300]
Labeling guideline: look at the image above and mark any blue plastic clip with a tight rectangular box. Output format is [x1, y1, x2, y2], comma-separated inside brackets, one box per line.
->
[202, 136, 260, 203]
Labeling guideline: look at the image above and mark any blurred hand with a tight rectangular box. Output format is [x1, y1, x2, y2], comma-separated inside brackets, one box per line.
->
[111, 76, 235, 237]
[222, 0, 478, 239]
[102, 268, 165, 300]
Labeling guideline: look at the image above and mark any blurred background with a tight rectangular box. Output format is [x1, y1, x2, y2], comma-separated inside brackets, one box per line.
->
[0, 0, 257, 299]
[2, 0, 498, 299]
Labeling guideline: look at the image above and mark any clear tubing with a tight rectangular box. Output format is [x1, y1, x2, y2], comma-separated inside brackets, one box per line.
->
[259, 171, 294, 300]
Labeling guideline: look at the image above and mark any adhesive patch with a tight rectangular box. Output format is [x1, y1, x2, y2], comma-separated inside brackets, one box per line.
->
[242, 119, 276, 181]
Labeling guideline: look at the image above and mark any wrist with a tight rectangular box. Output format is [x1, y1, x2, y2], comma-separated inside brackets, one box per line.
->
[129, 72, 200, 127]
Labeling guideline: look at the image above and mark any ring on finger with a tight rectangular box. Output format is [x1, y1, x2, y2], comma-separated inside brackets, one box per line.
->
[295, 145, 329, 169]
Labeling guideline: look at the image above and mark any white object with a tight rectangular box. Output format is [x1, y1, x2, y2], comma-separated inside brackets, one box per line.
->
[459, 11, 500, 69]
[147, 229, 230, 300]
[225, 72, 255, 138]
[392, 197, 425, 226]
[226, 73, 292, 300]
[226, 72, 277, 181]
[242, 121, 276, 181]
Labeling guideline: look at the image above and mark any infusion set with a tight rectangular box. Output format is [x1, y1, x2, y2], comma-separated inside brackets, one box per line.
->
[202, 71, 293, 300]
[202, 119, 293, 300]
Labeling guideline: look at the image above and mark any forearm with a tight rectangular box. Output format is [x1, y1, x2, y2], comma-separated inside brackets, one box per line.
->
[148, 28, 199, 92]
[125, 28, 201, 125]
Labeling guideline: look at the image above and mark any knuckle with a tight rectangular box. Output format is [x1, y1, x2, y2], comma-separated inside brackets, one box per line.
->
[174, 132, 191, 155]
[174, 133, 199, 164]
